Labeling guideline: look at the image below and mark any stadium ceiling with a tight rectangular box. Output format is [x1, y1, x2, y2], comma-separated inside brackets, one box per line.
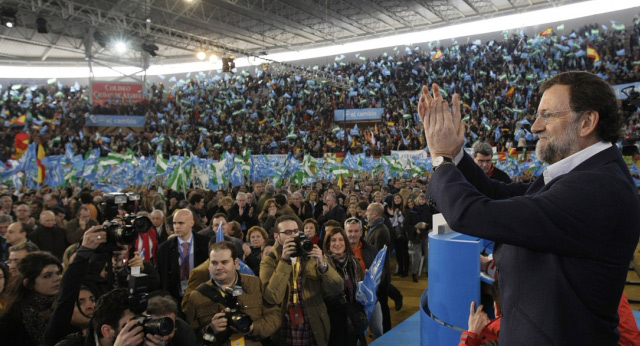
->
[0, 0, 585, 68]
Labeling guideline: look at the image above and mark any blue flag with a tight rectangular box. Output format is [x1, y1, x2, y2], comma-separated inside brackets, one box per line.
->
[356, 246, 387, 320]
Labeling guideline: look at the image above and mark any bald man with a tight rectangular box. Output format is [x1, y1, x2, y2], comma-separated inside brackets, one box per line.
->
[30, 210, 68, 259]
[156, 209, 210, 301]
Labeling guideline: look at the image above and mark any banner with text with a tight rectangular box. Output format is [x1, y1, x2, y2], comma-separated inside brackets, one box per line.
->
[85, 115, 146, 128]
[334, 108, 384, 122]
[612, 82, 640, 100]
[391, 149, 428, 164]
[91, 82, 144, 105]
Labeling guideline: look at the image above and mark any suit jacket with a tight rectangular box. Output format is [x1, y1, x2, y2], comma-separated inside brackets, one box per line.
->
[426, 148, 640, 345]
[30, 225, 68, 260]
[156, 232, 210, 300]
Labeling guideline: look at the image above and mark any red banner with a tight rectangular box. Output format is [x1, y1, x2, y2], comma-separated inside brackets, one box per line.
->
[91, 82, 144, 105]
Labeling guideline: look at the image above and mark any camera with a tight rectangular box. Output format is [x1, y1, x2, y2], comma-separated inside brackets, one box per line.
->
[97, 214, 152, 253]
[128, 273, 175, 336]
[102, 192, 141, 220]
[225, 304, 253, 335]
[134, 315, 174, 336]
[292, 232, 314, 257]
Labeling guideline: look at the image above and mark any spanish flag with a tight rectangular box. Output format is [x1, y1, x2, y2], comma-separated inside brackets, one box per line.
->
[37, 140, 46, 184]
[432, 49, 443, 62]
[11, 133, 29, 160]
[587, 46, 600, 62]
[9, 114, 26, 126]
[508, 148, 518, 158]
[538, 27, 553, 37]
[505, 86, 515, 98]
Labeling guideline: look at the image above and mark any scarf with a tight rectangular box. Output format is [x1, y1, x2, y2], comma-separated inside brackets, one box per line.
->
[21, 293, 56, 345]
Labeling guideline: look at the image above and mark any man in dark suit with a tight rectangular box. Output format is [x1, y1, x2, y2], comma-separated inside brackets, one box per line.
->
[150, 209, 171, 245]
[420, 72, 640, 345]
[30, 210, 68, 260]
[316, 193, 346, 242]
[472, 141, 512, 183]
[156, 209, 209, 301]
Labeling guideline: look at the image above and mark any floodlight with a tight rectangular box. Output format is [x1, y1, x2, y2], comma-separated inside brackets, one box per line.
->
[114, 41, 128, 54]
[1, 8, 17, 28]
[196, 51, 206, 60]
[209, 53, 218, 63]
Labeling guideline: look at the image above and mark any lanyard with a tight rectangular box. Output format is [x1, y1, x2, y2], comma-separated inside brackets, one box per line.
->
[178, 237, 193, 267]
[292, 260, 301, 304]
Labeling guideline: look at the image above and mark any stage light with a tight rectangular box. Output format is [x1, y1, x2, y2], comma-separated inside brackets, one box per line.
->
[1, 8, 17, 28]
[209, 53, 218, 63]
[196, 51, 206, 60]
[35, 17, 47, 33]
[114, 41, 128, 54]
[142, 43, 159, 57]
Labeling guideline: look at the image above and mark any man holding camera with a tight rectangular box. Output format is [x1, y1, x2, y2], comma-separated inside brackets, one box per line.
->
[184, 241, 281, 345]
[260, 215, 344, 346]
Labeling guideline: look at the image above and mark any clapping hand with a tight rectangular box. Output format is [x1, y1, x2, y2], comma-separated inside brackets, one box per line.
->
[418, 84, 465, 158]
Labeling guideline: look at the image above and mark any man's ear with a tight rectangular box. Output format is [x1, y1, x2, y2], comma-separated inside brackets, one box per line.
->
[579, 111, 599, 137]
[101, 324, 115, 340]
[235, 258, 239, 269]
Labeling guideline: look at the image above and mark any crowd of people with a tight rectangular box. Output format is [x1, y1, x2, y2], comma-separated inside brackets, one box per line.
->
[0, 175, 439, 345]
[0, 12, 638, 346]
[1, 15, 639, 164]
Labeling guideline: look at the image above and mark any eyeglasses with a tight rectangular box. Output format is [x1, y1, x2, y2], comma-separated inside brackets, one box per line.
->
[279, 229, 299, 236]
[534, 110, 571, 124]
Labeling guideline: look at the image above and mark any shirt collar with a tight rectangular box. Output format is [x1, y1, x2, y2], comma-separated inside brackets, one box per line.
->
[543, 141, 611, 184]
[177, 233, 193, 245]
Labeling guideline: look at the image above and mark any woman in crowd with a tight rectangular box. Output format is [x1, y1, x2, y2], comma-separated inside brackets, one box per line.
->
[306, 190, 323, 220]
[372, 191, 384, 205]
[347, 202, 359, 219]
[404, 196, 432, 282]
[0, 251, 62, 346]
[324, 227, 368, 346]
[303, 218, 320, 245]
[387, 193, 408, 277]
[258, 198, 279, 237]
[244, 226, 268, 276]
[0, 263, 8, 312]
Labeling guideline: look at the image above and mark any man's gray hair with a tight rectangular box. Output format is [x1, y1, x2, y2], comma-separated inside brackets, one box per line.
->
[0, 214, 13, 223]
[473, 142, 493, 157]
[151, 209, 165, 218]
[265, 184, 275, 194]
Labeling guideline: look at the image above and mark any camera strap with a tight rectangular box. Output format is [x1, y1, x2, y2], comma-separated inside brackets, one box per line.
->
[292, 259, 301, 305]
[196, 282, 225, 304]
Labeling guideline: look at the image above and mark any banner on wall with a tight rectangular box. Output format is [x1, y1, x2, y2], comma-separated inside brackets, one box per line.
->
[91, 82, 144, 105]
[391, 149, 428, 164]
[84, 115, 146, 127]
[334, 108, 384, 122]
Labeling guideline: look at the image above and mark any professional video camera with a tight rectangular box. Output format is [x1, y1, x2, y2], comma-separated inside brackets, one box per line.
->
[128, 273, 174, 337]
[102, 192, 141, 220]
[97, 214, 152, 254]
[292, 231, 314, 257]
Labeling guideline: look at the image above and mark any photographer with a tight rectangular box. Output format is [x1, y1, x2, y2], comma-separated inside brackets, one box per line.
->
[58, 288, 167, 346]
[44, 225, 105, 346]
[260, 215, 343, 346]
[184, 241, 280, 345]
[146, 295, 197, 346]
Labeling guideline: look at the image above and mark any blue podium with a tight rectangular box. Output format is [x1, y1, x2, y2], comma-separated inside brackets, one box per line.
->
[420, 214, 493, 345]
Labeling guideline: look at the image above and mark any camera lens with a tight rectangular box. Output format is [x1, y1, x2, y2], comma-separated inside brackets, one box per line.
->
[142, 316, 174, 336]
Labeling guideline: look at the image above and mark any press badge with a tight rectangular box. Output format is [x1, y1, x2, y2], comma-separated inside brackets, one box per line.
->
[289, 305, 304, 325]
[180, 280, 188, 294]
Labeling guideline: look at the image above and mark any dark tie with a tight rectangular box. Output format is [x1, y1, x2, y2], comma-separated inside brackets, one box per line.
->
[180, 242, 190, 281]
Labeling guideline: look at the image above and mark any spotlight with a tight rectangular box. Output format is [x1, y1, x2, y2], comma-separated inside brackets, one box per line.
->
[196, 51, 206, 60]
[35, 17, 47, 33]
[209, 53, 218, 63]
[142, 43, 159, 57]
[93, 31, 107, 48]
[114, 41, 127, 54]
[1, 8, 17, 28]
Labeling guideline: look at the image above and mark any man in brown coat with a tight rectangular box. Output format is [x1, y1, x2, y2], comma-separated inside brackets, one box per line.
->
[260, 215, 344, 346]
[184, 241, 281, 345]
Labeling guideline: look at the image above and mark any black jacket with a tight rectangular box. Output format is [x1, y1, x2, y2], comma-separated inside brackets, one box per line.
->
[156, 232, 210, 300]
